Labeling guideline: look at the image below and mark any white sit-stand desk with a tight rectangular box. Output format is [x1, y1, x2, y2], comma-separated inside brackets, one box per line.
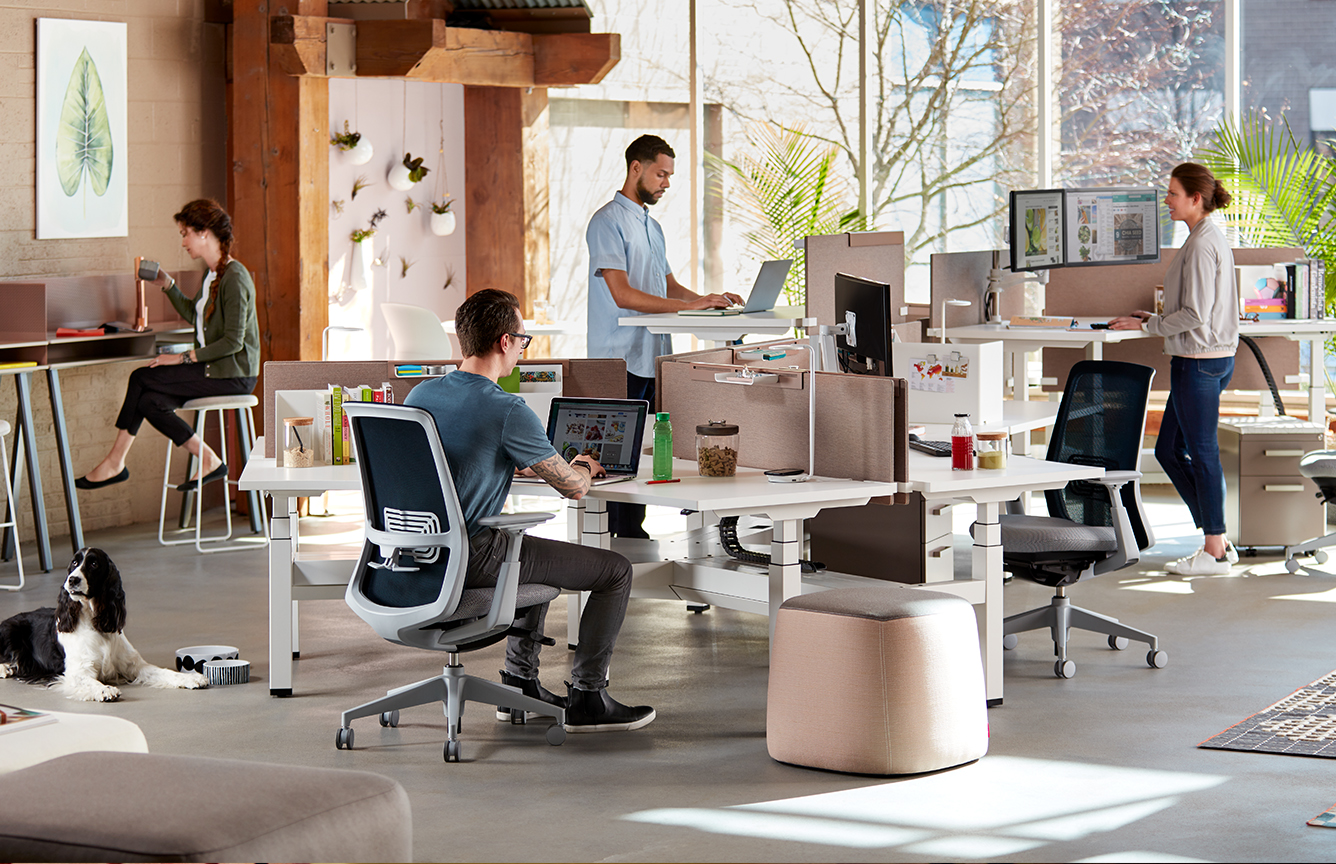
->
[947, 318, 1336, 420]
[618, 306, 815, 346]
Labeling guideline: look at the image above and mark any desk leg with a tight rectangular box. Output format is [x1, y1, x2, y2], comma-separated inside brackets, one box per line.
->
[268, 495, 295, 697]
[974, 501, 1003, 706]
[566, 498, 607, 649]
[13, 374, 52, 572]
[1308, 335, 1325, 422]
[768, 518, 802, 647]
[45, 370, 83, 554]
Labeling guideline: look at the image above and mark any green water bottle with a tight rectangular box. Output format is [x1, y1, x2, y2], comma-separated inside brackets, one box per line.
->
[652, 412, 673, 480]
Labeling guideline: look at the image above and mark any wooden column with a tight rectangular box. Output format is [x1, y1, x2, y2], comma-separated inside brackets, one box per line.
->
[229, 0, 330, 367]
[463, 86, 550, 320]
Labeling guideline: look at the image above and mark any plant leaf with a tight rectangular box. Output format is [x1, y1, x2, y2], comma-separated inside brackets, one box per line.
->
[55, 48, 113, 198]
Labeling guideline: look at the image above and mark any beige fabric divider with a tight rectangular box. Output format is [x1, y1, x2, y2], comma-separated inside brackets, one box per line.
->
[804, 231, 906, 327]
[261, 358, 625, 457]
[658, 342, 908, 486]
[1041, 246, 1304, 394]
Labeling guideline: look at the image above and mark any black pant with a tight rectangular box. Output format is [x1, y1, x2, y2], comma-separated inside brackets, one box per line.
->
[609, 371, 653, 537]
[115, 364, 256, 446]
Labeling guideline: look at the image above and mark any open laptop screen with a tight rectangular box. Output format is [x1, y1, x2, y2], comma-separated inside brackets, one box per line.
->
[545, 397, 649, 475]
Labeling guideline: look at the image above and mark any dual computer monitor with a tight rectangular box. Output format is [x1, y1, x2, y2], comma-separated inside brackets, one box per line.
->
[1009, 187, 1161, 273]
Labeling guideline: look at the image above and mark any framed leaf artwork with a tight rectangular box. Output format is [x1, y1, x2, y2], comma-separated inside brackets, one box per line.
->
[36, 19, 128, 239]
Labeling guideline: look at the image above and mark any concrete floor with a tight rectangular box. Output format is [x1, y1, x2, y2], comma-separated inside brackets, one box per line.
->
[1, 488, 1335, 863]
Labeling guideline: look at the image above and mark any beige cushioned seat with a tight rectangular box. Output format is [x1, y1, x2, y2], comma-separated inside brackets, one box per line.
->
[0, 751, 412, 862]
[767, 585, 989, 775]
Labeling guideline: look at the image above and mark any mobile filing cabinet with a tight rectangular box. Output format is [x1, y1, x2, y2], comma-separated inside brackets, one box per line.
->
[1219, 417, 1326, 550]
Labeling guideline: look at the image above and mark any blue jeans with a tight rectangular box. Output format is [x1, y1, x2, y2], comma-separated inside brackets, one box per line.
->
[1155, 356, 1234, 536]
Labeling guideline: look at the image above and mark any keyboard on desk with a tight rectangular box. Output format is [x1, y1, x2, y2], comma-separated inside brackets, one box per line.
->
[908, 435, 952, 457]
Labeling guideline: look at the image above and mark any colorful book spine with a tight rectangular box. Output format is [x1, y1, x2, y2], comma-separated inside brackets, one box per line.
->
[330, 384, 344, 465]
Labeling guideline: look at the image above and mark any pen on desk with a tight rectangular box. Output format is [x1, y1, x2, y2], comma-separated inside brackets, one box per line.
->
[645, 478, 680, 484]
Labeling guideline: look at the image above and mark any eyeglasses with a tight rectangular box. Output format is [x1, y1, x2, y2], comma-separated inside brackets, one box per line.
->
[507, 332, 533, 350]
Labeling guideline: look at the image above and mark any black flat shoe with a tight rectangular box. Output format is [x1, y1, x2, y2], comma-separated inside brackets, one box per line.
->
[75, 468, 129, 490]
[176, 463, 228, 493]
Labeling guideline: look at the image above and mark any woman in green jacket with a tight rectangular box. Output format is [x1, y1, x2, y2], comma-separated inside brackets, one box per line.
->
[77, 199, 261, 491]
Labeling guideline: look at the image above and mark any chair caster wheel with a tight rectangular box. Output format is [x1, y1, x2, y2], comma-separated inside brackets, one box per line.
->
[1108, 636, 1129, 650]
[1147, 649, 1168, 669]
[1055, 660, 1076, 679]
[1002, 634, 1019, 650]
[379, 710, 399, 728]
[687, 604, 711, 614]
[510, 709, 527, 725]
[1316, 550, 1329, 565]
[1286, 557, 1300, 574]
[444, 740, 461, 762]
[546, 724, 566, 746]
[335, 727, 354, 750]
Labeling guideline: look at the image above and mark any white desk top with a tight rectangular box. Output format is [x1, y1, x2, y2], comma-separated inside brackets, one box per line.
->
[917, 400, 1060, 438]
[903, 452, 1102, 500]
[948, 317, 1336, 345]
[618, 306, 815, 340]
[239, 442, 361, 496]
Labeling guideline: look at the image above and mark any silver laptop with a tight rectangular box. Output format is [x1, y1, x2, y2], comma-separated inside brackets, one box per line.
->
[677, 258, 794, 316]
[511, 397, 650, 487]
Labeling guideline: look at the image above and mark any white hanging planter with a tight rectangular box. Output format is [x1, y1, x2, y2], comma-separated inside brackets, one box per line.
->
[388, 162, 414, 191]
[348, 237, 373, 299]
[430, 210, 457, 236]
[345, 136, 374, 165]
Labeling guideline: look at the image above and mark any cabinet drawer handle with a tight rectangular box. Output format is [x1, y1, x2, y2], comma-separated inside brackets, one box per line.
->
[1263, 450, 1304, 457]
[928, 504, 950, 517]
[928, 545, 951, 559]
[1263, 484, 1305, 493]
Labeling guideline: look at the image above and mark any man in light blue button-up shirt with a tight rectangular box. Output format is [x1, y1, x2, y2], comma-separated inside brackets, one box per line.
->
[586, 135, 741, 537]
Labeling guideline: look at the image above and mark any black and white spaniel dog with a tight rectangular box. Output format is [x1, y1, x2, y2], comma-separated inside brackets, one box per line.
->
[0, 547, 206, 701]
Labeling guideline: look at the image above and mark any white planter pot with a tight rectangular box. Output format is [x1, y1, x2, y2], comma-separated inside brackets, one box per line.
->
[430, 210, 457, 236]
[345, 137, 373, 165]
[388, 162, 415, 191]
[347, 238, 373, 302]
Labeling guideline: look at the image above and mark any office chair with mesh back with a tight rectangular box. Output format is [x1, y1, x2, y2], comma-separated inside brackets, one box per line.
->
[1000, 359, 1167, 679]
[334, 402, 566, 763]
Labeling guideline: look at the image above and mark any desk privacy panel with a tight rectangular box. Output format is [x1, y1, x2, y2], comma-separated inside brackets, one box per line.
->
[658, 349, 908, 486]
[804, 231, 906, 328]
[1041, 246, 1303, 393]
[260, 358, 625, 457]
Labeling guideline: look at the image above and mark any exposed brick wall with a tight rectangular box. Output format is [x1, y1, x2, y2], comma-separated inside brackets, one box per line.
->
[0, 1, 227, 539]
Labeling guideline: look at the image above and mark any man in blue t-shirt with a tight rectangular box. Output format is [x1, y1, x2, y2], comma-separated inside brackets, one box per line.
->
[404, 289, 655, 733]
[585, 134, 742, 537]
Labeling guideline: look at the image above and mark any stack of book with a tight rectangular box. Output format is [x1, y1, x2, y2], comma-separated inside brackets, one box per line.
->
[324, 384, 394, 465]
[1236, 260, 1327, 320]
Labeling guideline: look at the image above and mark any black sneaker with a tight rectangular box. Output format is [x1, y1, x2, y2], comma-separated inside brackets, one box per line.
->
[563, 683, 656, 733]
[494, 671, 566, 721]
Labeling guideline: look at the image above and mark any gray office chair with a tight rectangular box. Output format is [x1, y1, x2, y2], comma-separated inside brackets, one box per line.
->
[334, 402, 566, 762]
[1000, 359, 1167, 679]
[1283, 451, 1336, 572]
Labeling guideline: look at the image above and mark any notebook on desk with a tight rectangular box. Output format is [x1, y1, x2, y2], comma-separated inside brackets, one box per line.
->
[677, 258, 793, 316]
[511, 397, 650, 488]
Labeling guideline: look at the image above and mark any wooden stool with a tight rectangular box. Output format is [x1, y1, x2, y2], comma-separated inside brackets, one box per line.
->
[767, 585, 989, 775]
[158, 395, 265, 553]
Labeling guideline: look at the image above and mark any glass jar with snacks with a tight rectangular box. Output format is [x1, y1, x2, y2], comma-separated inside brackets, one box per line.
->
[976, 431, 1009, 470]
[696, 420, 740, 477]
[283, 417, 316, 468]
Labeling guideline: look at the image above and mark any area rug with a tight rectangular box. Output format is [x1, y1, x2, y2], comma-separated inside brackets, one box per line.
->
[1200, 669, 1336, 758]
[1308, 802, 1336, 828]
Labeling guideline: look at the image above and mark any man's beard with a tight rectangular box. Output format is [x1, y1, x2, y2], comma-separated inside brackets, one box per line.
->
[636, 179, 662, 206]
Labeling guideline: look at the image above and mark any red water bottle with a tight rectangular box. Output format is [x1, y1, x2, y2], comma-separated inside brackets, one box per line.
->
[951, 413, 974, 471]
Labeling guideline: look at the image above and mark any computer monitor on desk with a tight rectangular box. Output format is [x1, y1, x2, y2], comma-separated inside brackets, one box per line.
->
[833, 272, 893, 376]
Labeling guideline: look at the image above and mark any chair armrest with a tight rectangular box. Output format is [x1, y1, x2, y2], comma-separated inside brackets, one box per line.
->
[1091, 470, 1141, 488]
[478, 512, 556, 532]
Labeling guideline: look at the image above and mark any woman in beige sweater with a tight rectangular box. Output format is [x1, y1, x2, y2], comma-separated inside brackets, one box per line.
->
[1110, 163, 1239, 576]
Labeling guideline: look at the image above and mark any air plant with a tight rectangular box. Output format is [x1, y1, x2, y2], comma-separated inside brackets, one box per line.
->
[350, 208, 387, 244]
[442, 266, 456, 291]
[331, 199, 345, 216]
[351, 175, 370, 200]
[330, 120, 362, 150]
[403, 153, 430, 184]
[405, 197, 420, 214]
[399, 256, 415, 277]
[430, 197, 453, 215]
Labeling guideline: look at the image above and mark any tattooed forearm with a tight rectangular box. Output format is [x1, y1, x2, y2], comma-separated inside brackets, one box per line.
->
[529, 453, 590, 499]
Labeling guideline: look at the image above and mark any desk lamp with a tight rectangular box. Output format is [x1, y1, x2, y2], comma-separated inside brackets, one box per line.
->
[940, 299, 972, 343]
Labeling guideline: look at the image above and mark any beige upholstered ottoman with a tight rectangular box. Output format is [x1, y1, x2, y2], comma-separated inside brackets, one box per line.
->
[767, 586, 989, 775]
[0, 752, 412, 862]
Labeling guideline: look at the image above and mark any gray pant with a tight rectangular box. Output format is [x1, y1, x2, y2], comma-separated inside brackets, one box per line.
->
[466, 529, 632, 690]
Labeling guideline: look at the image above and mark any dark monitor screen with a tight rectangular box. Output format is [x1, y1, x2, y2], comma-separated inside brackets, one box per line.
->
[1009, 188, 1065, 272]
[1063, 187, 1161, 266]
[834, 272, 892, 375]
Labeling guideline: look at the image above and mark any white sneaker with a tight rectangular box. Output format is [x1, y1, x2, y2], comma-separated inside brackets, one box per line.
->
[1165, 547, 1230, 576]
[1224, 540, 1240, 564]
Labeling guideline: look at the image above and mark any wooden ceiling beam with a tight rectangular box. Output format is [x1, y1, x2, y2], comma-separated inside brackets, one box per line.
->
[270, 16, 618, 86]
